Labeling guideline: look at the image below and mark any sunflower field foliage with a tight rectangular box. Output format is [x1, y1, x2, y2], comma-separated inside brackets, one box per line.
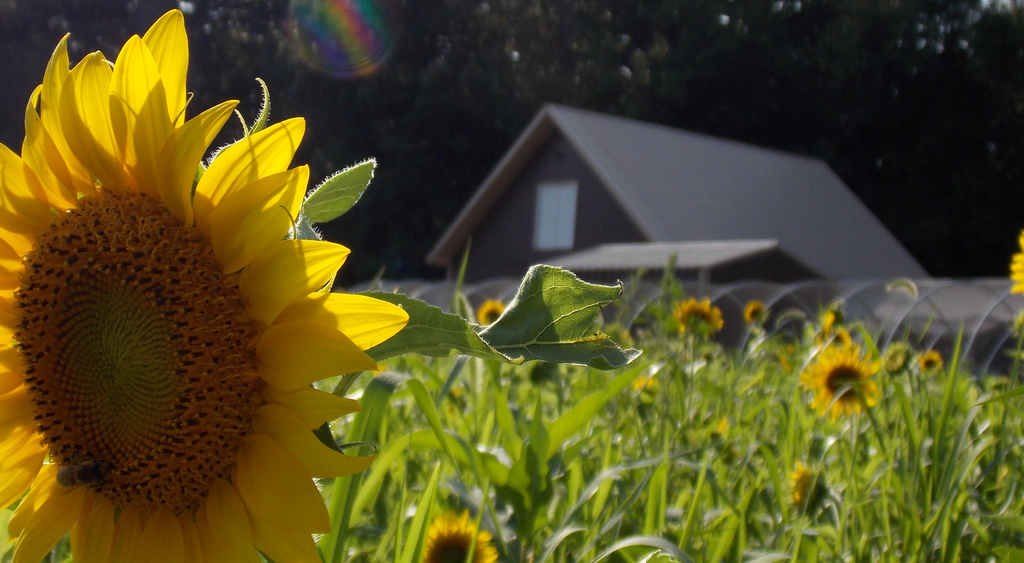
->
[5, 9, 1024, 563]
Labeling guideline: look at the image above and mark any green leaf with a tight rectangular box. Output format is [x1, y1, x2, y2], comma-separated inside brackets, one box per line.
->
[545, 366, 639, 459]
[975, 384, 1024, 407]
[398, 462, 442, 563]
[302, 159, 376, 224]
[362, 292, 510, 363]
[994, 547, 1024, 563]
[320, 371, 409, 563]
[249, 77, 271, 136]
[479, 265, 641, 369]
[592, 536, 693, 563]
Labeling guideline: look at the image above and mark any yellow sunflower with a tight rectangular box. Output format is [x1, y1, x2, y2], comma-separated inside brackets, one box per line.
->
[789, 462, 813, 507]
[1011, 230, 1024, 293]
[0, 11, 409, 563]
[422, 511, 499, 563]
[476, 299, 505, 325]
[743, 299, 766, 324]
[672, 297, 723, 335]
[919, 350, 943, 372]
[800, 344, 880, 421]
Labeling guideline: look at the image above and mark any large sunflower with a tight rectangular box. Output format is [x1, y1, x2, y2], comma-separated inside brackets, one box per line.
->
[0, 10, 408, 563]
[800, 344, 880, 421]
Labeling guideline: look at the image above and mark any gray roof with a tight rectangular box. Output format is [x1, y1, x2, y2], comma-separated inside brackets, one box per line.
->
[428, 104, 927, 280]
[547, 240, 792, 272]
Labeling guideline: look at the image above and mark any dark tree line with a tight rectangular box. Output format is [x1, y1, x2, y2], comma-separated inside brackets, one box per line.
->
[2, 0, 1024, 283]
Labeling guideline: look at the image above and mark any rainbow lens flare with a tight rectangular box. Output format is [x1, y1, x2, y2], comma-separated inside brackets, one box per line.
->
[289, 0, 398, 78]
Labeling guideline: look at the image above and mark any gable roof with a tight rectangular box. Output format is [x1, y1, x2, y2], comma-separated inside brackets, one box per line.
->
[427, 104, 928, 279]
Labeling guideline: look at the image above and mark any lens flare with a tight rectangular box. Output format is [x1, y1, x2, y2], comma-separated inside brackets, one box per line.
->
[289, 0, 399, 78]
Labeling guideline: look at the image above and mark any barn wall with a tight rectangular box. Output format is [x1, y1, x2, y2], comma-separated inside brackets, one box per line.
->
[464, 134, 646, 281]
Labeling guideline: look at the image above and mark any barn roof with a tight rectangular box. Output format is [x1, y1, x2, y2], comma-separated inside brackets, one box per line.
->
[547, 240, 793, 272]
[427, 104, 928, 279]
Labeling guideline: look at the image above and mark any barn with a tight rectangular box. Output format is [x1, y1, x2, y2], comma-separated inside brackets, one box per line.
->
[426, 104, 926, 283]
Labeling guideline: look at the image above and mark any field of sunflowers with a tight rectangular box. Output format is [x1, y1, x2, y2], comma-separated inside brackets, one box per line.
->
[2, 8, 1024, 563]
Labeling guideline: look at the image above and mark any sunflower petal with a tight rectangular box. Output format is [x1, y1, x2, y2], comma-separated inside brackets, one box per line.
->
[234, 433, 330, 533]
[70, 496, 115, 563]
[156, 100, 238, 226]
[179, 513, 205, 563]
[198, 480, 260, 563]
[11, 482, 89, 563]
[60, 51, 126, 190]
[249, 517, 322, 563]
[0, 143, 54, 235]
[109, 508, 144, 563]
[240, 240, 350, 325]
[22, 86, 77, 209]
[110, 34, 172, 198]
[39, 34, 93, 195]
[256, 320, 377, 390]
[0, 386, 33, 433]
[0, 237, 24, 291]
[0, 435, 45, 512]
[0, 348, 26, 397]
[193, 118, 305, 235]
[252, 404, 375, 477]
[278, 292, 409, 351]
[210, 166, 308, 274]
[7, 465, 58, 538]
[142, 9, 188, 126]
[136, 507, 185, 563]
[263, 384, 361, 429]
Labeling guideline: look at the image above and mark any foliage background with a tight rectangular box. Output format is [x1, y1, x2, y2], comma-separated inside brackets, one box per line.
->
[2, 0, 1024, 283]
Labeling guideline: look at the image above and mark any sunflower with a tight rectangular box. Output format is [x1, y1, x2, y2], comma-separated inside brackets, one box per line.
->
[743, 299, 766, 324]
[789, 462, 814, 508]
[800, 344, 880, 421]
[1011, 230, 1024, 293]
[422, 511, 499, 563]
[919, 350, 943, 373]
[882, 341, 911, 373]
[672, 297, 723, 335]
[0, 11, 409, 563]
[476, 299, 505, 325]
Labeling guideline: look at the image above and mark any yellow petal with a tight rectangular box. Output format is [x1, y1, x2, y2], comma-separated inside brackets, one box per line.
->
[156, 100, 238, 226]
[110, 34, 172, 198]
[136, 507, 185, 563]
[0, 347, 26, 396]
[179, 514, 205, 563]
[253, 404, 375, 477]
[109, 507, 144, 563]
[0, 434, 45, 511]
[7, 465, 58, 538]
[277, 292, 409, 351]
[210, 166, 308, 274]
[0, 236, 24, 291]
[70, 496, 115, 563]
[197, 480, 260, 563]
[59, 52, 125, 190]
[249, 517, 322, 563]
[256, 320, 377, 390]
[0, 386, 34, 437]
[142, 9, 188, 126]
[39, 35, 93, 196]
[0, 143, 53, 235]
[263, 384, 361, 429]
[239, 240, 350, 325]
[193, 118, 305, 235]
[22, 86, 77, 209]
[233, 433, 330, 533]
[11, 482, 89, 563]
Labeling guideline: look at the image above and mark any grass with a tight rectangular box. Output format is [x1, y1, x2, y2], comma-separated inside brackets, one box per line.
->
[326, 296, 1024, 563]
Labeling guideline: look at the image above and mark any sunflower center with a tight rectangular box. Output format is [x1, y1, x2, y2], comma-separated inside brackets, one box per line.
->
[825, 366, 864, 394]
[17, 191, 264, 513]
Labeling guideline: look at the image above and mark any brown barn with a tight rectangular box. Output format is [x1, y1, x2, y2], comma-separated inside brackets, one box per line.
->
[427, 104, 927, 283]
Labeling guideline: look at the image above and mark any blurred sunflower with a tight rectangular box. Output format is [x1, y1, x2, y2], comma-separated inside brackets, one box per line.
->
[476, 299, 505, 325]
[789, 462, 812, 506]
[800, 344, 880, 420]
[1011, 230, 1024, 293]
[673, 297, 723, 335]
[422, 511, 498, 563]
[882, 341, 911, 373]
[743, 299, 766, 323]
[919, 350, 943, 373]
[834, 328, 853, 348]
[631, 373, 659, 404]
[0, 11, 408, 562]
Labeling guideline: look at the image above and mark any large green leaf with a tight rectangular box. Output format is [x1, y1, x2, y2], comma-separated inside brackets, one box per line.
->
[302, 159, 376, 224]
[479, 265, 641, 369]
[363, 266, 639, 369]
[362, 292, 510, 362]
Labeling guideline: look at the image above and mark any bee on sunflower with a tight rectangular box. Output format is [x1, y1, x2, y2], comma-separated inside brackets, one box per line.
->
[0, 10, 409, 562]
